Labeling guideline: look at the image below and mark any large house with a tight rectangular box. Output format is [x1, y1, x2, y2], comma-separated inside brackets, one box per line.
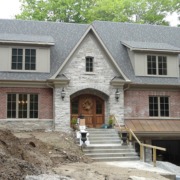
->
[0, 19, 180, 163]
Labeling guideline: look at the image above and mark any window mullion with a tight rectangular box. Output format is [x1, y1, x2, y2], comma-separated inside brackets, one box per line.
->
[23, 49, 25, 70]
[158, 97, 160, 117]
[27, 94, 30, 118]
[156, 56, 158, 75]
[16, 94, 19, 118]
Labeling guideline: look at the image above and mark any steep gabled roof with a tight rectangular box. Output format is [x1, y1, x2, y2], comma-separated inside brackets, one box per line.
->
[92, 21, 180, 86]
[0, 19, 179, 86]
[0, 19, 89, 81]
[51, 25, 130, 81]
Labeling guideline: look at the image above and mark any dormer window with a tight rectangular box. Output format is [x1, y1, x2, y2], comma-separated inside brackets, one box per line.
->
[147, 55, 167, 75]
[86, 56, 93, 72]
[12, 48, 36, 70]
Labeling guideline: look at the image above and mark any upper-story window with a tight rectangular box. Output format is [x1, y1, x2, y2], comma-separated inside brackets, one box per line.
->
[86, 56, 93, 72]
[147, 55, 167, 75]
[12, 48, 36, 70]
[149, 96, 169, 117]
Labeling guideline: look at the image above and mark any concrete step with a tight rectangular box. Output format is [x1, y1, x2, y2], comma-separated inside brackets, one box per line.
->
[80, 128, 140, 162]
[89, 137, 121, 142]
[84, 148, 135, 153]
[85, 152, 138, 158]
[89, 134, 119, 137]
[89, 140, 121, 144]
[91, 156, 139, 162]
[87, 129, 118, 133]
[87, 128, 116, 131]
[87, 131, 118, 134]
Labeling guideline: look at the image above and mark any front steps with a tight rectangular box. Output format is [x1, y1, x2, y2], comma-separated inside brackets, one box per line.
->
[83, 128, 139, 162]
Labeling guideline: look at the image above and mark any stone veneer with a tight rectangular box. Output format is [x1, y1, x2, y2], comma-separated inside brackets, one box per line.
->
[54, 32, 125, 132]
[0, 119, 53, 132]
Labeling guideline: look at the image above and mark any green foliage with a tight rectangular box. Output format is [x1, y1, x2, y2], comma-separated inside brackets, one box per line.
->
[71, 117, 77, 125]
[16, 0, 96, 23]
[16, 0, 179, 26]
[108, 118, 113, 126]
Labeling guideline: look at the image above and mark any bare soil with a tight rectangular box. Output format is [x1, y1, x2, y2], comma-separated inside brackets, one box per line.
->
[0, 129, 169, 180]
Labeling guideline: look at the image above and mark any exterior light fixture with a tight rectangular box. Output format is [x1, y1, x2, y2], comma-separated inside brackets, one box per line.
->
[115, 89, 120, 101]
[61, 87, 66, 100]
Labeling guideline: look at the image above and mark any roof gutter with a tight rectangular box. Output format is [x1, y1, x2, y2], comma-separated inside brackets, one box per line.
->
[0, 40, 55, 46]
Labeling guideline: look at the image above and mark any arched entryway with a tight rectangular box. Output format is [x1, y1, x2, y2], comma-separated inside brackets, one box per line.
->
[71, 94, 105, 127]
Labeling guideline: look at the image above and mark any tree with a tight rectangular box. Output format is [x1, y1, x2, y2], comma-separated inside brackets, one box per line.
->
[16, 0, 179, 26]
[16, 0, 96, 23]
[88, 0, 179, 25]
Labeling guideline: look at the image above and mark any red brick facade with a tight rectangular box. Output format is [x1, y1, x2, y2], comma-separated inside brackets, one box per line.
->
[124, 89, 180, 118]
[0, 87, 53, 119]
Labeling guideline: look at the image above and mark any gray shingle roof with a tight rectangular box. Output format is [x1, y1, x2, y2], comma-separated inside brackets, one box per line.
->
[0, 19, 88, 81]
[92, 21, 180, 85]
[0, 33, 54, 45]
[0, 19, 179, 86]
[121, 41, 180, 52]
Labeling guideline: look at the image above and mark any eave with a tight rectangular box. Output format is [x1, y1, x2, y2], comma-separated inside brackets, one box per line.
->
[125, 83, 180, 90]
[0, 80, 49, 88]
[0, 40, 55, 46]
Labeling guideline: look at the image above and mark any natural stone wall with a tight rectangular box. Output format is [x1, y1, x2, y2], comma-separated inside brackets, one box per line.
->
[0, 119, 53, 132]
[54, 32, 125, 132]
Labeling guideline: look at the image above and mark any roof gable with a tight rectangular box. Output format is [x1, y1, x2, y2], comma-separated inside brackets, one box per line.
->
[51, 25, 130, 81]
[92, 21, 180, 86]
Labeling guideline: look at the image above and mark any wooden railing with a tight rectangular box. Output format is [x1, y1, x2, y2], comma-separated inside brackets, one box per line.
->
[111, 115, 166, 167]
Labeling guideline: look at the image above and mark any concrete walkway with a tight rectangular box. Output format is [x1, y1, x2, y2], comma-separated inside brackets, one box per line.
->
[105, 161, 176, 179]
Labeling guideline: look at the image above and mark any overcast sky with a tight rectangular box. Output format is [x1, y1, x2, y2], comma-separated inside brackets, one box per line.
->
[0, 0, 179, 26]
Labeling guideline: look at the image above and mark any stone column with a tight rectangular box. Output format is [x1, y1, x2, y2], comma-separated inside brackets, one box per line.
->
[109, 86, 124, 125]
[54, 86, 71, 132]
[144, 139, 152, 163]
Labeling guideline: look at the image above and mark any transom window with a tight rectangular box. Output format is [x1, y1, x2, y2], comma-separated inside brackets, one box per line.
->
[149, 96, 169, 117]
[147, 55, 167, 75]
[7, 94, 38, 118]
[12, 48, 36, 70]
[86, 56, 93, 72]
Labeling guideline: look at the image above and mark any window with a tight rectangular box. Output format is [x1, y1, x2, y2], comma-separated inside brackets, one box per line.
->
[7, 94, 38, 118]
[149, 96, 169, 117]
[86, 57, 93, 72]
[25, 49, 36, 70]
[12, 48, 23, 70]
[11, 48, 36, 70]
[147, 55, 167, 75]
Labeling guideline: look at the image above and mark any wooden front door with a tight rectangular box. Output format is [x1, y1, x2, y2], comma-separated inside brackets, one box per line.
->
[71, 94, 104, 128]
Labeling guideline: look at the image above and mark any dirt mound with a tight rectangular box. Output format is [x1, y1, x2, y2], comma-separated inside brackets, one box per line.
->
[0, 129, 92, 180]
